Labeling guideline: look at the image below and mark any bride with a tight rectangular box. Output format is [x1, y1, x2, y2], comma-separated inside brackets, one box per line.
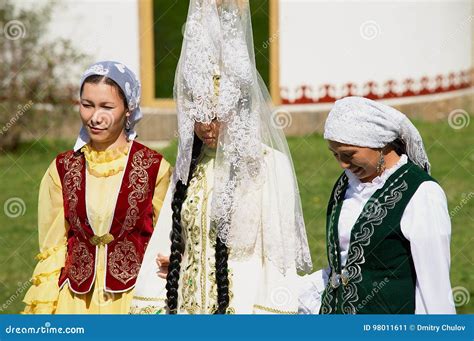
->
[130, 0, 312, 314]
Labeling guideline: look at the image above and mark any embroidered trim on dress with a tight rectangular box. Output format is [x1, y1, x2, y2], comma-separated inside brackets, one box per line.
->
[120, 148, 160, 237]
[108, 238, 142, 285]
[253, 304, 298, 315]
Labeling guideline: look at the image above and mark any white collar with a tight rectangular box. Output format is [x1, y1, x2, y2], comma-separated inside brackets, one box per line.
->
[345, 154, 408, 191]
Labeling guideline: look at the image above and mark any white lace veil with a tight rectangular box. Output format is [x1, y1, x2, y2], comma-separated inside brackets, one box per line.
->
[173, 0, 312, 274]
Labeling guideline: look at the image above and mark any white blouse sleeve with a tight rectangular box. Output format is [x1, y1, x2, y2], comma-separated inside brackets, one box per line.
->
[401, 181, 456, 314]
[298, 267, 330, 314]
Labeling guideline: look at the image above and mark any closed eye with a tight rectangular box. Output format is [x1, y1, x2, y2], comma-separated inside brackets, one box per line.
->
[340, 153, 355, 161]
[331, 151, 354, 157]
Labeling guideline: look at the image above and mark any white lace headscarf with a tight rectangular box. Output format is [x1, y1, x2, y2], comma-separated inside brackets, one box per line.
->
[174, 0, 312, 273]
[324, 96, 431, 173]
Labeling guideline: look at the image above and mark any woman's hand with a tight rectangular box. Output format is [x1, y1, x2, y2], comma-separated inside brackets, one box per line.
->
[156, 253, 170, 279]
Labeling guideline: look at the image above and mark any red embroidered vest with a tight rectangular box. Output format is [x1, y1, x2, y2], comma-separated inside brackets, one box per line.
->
[56, 141, 163, 294]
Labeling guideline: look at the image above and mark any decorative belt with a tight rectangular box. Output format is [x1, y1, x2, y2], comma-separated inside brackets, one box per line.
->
[89, 233, 114, 246]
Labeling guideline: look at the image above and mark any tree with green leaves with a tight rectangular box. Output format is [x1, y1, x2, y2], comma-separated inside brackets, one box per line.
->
[0, 0, 87, 151]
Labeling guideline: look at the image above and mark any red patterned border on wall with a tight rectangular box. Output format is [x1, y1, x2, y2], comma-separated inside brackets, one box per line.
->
[280, 69, 473, 104]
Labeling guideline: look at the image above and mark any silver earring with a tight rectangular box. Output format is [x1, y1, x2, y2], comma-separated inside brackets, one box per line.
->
[376, 151, 385, 174]
[125, 118, 131, 132]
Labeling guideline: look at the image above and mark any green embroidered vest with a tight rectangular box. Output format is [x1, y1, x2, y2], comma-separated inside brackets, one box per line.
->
[320, 162, 435, 314]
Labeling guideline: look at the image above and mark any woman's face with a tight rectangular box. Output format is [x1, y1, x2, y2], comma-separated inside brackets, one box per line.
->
[80, 81, 129, 147]
[328, 140, 382, 182]
[194, 120, 220, 149]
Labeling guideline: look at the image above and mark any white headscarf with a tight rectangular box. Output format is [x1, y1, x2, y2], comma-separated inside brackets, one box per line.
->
[324, 96, 431, 173]
[73, 61, 142, 151]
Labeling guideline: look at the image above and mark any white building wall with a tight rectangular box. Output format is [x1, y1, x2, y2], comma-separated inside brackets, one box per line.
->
[279, 0, 472, 102]
[18, 0, 141, 78]
[15, 0, 473, 104]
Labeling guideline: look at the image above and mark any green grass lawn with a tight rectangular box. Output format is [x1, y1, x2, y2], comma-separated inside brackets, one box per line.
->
[0, 118, 472, 314]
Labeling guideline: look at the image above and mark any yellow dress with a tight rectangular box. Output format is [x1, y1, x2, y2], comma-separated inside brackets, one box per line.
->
[22, 143, 171, 314]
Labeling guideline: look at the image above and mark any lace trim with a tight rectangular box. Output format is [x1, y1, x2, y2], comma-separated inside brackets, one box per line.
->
[345, 154, 408, 191]
[174, 2, 253, 185]
[81, 143, 129, 177]
[173, 1, 312, 276]
[132, 295, 166, 302]
[253, 304, 298, 315]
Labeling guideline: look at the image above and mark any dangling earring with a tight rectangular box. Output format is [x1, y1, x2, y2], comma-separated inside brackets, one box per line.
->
[376, 150, 385, 174]
[125, 117, 131, 132]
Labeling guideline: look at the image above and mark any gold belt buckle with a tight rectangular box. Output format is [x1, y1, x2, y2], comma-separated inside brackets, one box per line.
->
[90, 233, 114, 246]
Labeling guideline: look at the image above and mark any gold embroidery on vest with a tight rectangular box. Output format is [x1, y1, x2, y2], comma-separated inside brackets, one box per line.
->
[108, 238, 142, 284]
[68, 241, 94, 286]
[120, 149, 160, 237]
[60, 152, 87, 239]
[60, 152, 94, 286]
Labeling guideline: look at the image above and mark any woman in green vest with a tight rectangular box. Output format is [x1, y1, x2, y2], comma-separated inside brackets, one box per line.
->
[299, 96, 455, 314]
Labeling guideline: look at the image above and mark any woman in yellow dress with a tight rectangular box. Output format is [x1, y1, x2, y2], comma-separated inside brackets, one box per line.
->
[22, 61, 171, 314]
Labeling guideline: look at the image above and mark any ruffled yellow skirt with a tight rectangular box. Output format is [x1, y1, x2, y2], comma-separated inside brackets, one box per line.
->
[22, 246, 134, 314]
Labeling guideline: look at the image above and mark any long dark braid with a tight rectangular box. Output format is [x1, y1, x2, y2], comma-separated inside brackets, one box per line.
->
[166, 136, 203, 314]
[215, 233, 230, 314]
